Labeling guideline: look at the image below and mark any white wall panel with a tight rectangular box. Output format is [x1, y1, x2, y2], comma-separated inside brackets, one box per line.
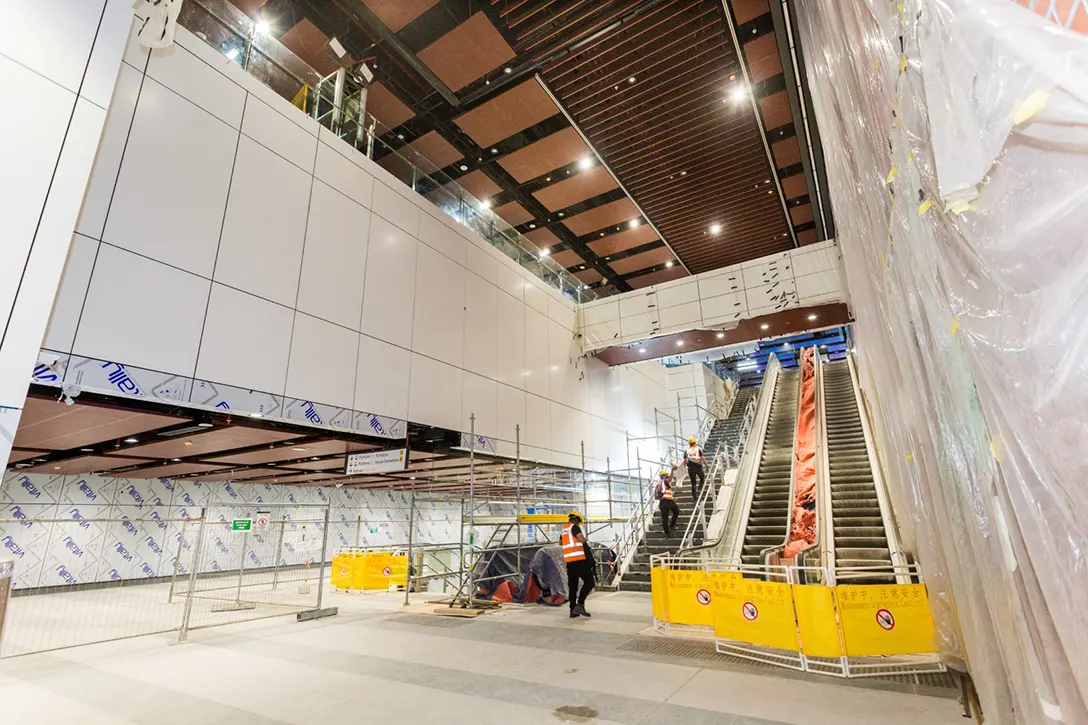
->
[241, 95, 317, 172]
[463, 273, 497, 379]
[73, 246, 209, 375]
[418, 214, 466, 266]
[214, 137, 311, 307]
[296, 181, 370, 330]
[465, 243, 497, 284]
[360, 214, 417, 350]
[145, 44, 245, 127]
[408, 354, 462, 431]
[43, 234, 99, 353]
[524, 393, 551, 449]
[196, 284, 293, 395]
[0, 0, 103, 96]
[496, 383, 525, 443]
[548, 320, 572, 407]
[412, 244, 466, 368]
[524, 307, 549, 398]
[355, 335, 410, 419]
[495, 293, 526, 390]
[314, 141, 373, 209]
[104, 77, 237, 277]
[285, 313, 358, 407]
[548, 296, 576, 331]
[524, 280, 548, 315]
[81, 0, 133, 108]
[77, 62, 142, 238]
[494, 261, 525, 301]
[372, 182, 419, 237]
[659, 301, 702, 332]
[462, 372, 497, 438]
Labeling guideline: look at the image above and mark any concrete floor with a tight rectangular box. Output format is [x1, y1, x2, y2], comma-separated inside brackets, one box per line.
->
[0, 590, 965, 724]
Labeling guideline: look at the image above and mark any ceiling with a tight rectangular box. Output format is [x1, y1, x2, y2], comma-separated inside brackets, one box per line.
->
[223, 0, 832, 296]
[5, 390, 529, 494]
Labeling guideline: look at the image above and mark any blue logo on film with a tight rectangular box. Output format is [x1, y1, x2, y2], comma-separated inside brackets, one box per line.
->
[126, 486, 145, 508]
[55, 565, 78, 585]
[368, 415, 385, 435]
[145, 536, 162, 555]
[78, 479, 97, 501]
[150, 511, 166, 530]
[19, 476, 41, 499]
[32, 363, 59, 382]
[63, 536, 84, 557]
[182, 493, 196, 507]
[2, 535, 25, 558]
[215, 401, 230, 410]
[9, 505, 32, 528]
[108, 569, 122, 581]
[300, 401, 323, 425]
[115, 542, 134, 562]
[68, 507, 90, 529]
[224, 483, 238, 499]
[213, 538, 229, 554]
[210, 560, 221, 572]
[102, 362, 142, 396]
[140, 562, 155, 577]
[121, 518, 138, 536]
[248, 551, 262, 567]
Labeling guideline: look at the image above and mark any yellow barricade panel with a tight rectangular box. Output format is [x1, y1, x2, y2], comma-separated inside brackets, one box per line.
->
[712, 575, 799, 651]
[389, 554, 409, 586]
[331, 553, 357, 589]
[650, 567, 668, 621]
[792, 584, 842, 657]
[665, 569, 714, 627]
[835, 584, 937, 657]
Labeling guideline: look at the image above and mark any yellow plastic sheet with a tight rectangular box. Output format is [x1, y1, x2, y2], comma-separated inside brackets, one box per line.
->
[835, 584, 937, 657]
[712, 574, 799, 652]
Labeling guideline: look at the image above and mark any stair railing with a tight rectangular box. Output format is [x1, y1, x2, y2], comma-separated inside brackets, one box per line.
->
[679, 448, 725, 550]
[613, 451, 680, 583]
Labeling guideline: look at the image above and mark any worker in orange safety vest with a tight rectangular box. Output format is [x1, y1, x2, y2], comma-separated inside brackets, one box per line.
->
[684, 436, 707, 504]
[655, 470, 680, 537]
[561, 509, 594, 618]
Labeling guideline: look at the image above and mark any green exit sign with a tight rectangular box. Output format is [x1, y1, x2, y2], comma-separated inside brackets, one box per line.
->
[231, 519, 253, 532]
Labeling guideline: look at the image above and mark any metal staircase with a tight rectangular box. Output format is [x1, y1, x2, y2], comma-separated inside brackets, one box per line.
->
[703, 387, 759, 465]
[739, 369, 800, 567]
[619, 500, 709, 592]
[822, 362, 895, 582]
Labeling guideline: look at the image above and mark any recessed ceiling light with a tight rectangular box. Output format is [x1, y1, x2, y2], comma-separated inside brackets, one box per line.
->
[410, 476, 417, 480]
[491, 148, 499, 155]
[124, 437, 139, 444]
[628, 219, 640, 229]
[311, 457, 320, 461]
[578, 156, 593, 171]
[504, 67, 513, 74]
[639, 348, 646, 353]
[54, 465, 62, 471]
[184, 441, 193, 447]
[459, 164, 468, 171]
[709, 223, 722, 234]
[628, 76, 637, 84]
[600, 232, 605, 237]
[807, 314, 818, 321]
[558, 212, 564, 217]
[397, 134, 404, 140]
[768, 190, 774, 195]
[676, 340, 684, 347]
[249, 413, 263, 418]
[545, 176, 551, 182]
[197, 421, 213, 428]
[171, 458, 181, 462]
[529, 223, 536, 229]
[80, 448, 93, 452]
[760, 324, 769, 331]
[665, 260, 673, 268]
[485, 79, 491, 85]
[716, 332, 725, 339]
[293, 447, 307, 452]
[680, 170, 687, 176]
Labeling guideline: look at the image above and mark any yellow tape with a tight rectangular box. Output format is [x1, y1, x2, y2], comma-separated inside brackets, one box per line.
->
[990, 439, 1001, 461]
[906, 453, 914, 461]
[1013, 88, 1050, 125]
[836, 584, 937, 656]
[948, 200, 971, 214]
[917, 198, 932, 216]
[950, 315, 959, 336]
[885, 167, 898, 184]
[898, 55, 908, 73]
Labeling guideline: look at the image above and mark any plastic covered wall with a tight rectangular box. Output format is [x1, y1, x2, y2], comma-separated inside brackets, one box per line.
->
[794, 0, 1088, 722]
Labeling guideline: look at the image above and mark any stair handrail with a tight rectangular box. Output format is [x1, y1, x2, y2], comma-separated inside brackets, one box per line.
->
[679, 354, 781, 561]
[845, 354, 912, 584]
[614, 451, 679, 583]
[810, 348, 832, 581]
[759, 356, 802, 570]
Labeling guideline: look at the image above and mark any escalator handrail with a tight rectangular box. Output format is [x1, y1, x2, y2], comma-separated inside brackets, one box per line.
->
[760, 353, 804, 567]
[682, 354, 782, 560]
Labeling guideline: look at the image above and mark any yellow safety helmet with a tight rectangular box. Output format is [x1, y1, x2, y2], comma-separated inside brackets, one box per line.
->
[659, 469, 670, 477]
[688, 437, 697, 444]
[568, 509, 584, 522]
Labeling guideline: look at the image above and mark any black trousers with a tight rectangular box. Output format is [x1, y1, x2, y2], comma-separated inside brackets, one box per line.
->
[659, 499, 680, 535]
[687, 462, 706, 502]
[566, 560, 595, 610]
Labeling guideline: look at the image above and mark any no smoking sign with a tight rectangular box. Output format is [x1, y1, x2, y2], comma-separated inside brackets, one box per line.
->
[742, 601, 759, 621]
[696, 589, 711, 606]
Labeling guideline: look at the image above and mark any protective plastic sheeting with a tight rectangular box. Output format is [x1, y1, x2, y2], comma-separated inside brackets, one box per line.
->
[794, 0, 1088, 722]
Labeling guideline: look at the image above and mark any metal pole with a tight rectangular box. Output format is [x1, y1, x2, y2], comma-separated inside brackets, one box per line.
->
[331, 67, 346, 134]
[458, 495, 465, 594]
[233, 531, 249, 605]
[168, 528, 186, 604]
[515, 424, 522, 576]
[272, 516, 286, 591]
[356, 515, 362, 547]
[467, 413, 476, 607]
[404, 487, 415, 606]
[178, 508, 208, 643]
[316, 505, 331, 611]
[581, 440, 588, 538]
[355, 87, 369, 148]
[606, 457, 613, 526]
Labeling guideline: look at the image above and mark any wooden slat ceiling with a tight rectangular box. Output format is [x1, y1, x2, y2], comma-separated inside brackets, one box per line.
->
[231, 0, 831, 294]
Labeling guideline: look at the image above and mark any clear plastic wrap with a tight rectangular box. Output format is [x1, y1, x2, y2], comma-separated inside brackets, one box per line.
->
[794, 1, 1088, 722]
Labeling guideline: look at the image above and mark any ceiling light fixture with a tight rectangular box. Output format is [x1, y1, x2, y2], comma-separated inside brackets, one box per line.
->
[249, 413, 263, 418]
[665, 260, 673, 268]
[197, 421, 214, 428]
[639, 348, 646, 353]
[540, 248, 551, 257]
[577, 156, 593, 171]
[459, 164, 468, 171]
[709, 223, 722, 234]
[808, 314, 818, 321]
[81, 448, 94, 452]
[558, 211, 564, 217]
[731, 85, 748, 102]
[628, 219, 640, 229]
[628, 76, 637, 84]
[680, 170, 687, 176]
[504, 67, 513, 74]
[184, 441, 193, 447]
[491, 148, 499, 155]
[716, 332, 725, 339]
[397, 134, 404, 140]
[529, 223, 536, 229]
[124, 437, 139, 444]
[171, 458, 181, 462]
[760, 324, 769, 331]
[293, 447, 307, 452]
[676, 340, 685, 347]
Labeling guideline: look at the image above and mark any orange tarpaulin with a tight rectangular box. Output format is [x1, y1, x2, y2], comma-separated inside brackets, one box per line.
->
[785, 347, 817, 558]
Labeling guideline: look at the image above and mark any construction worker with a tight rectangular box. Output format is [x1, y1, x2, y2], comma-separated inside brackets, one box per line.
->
[561, 510, 594, 618]
[656, 470, 680, 537]
[684, 436, 706, 503]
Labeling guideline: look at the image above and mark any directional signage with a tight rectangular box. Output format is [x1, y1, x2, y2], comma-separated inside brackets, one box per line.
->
[231, 519, 253, 532]
[346, 448, 408, 475]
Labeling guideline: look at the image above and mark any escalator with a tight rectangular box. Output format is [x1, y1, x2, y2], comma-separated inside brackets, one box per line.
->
[739, 369, 800, 567]
[822, 361, 897, 583]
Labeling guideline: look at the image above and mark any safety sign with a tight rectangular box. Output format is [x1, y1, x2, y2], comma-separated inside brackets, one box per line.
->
[382, 567, 392, 576]
[876, 608, 895, 631]
[742, 602, 759, 621]
[255, 513, 270, 529]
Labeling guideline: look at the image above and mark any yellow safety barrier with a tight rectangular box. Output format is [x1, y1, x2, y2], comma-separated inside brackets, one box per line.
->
[712, 574, 799, 652]
[330, 551, 409, 591]
[835, 584, 936, 656]
[648, 558, 943, 678]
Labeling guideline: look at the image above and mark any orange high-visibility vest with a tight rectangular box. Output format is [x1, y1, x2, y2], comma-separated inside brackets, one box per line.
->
[561, 524, 586, 562]
[658, 481, 674, 501]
